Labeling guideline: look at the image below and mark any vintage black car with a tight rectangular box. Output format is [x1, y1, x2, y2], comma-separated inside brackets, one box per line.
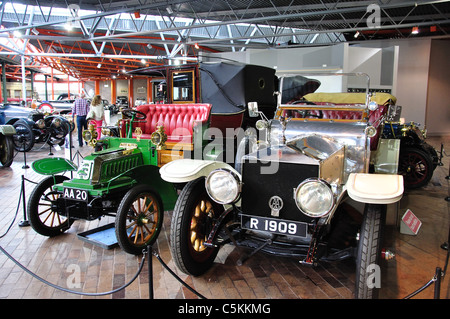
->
[382, 121, 439, 189]
[3, 104, 72, 152]
[160, 73, 404, 299]
[37, 93, 78, 114]
[115, 96, 129, 109]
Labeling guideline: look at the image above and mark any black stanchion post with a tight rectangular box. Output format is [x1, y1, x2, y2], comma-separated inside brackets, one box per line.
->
[22, 140, 29, 169]
[148, 246, 153, 299]
[445, 160, 449, 201]
[48, 143, 53, 156]
[434, 267, 442, 299]
[18, 175, 29, 227]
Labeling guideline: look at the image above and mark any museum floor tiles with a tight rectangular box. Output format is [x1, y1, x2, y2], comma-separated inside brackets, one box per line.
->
[0, 136, 448, 300]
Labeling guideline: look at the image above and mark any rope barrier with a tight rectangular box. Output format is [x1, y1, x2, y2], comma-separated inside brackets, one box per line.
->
[0, 175, 206, 299]
[151, 248, 206, 299]
[1, 170, 447, 299]
[0, 244, 146, 296]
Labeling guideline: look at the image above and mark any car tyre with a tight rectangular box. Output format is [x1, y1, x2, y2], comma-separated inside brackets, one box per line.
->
[170, 178, 224, 276]
[27, 175, 72, 236]
[355, 203, 386, 299]
[12, 119, 35, 152]
[398, 146, 433, 189]
[115, 185, 164, 255]
[0, 135, 14, 167]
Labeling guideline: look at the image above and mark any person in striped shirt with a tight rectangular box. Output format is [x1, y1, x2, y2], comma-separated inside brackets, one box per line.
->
[72, 92, 90, 147]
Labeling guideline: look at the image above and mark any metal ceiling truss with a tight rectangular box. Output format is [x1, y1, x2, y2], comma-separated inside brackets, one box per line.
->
[0, 0, 449, 81]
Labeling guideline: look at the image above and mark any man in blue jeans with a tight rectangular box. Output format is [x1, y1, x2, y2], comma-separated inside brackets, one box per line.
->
[72, 92, 90, 147]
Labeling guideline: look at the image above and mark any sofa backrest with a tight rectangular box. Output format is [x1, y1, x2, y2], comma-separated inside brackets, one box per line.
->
[132, 103, 211, 142]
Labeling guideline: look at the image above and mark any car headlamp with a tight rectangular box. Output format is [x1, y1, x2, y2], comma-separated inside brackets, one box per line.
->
[36, 119, 46, 129]
[52, 118, 61, 128]
[256, 119, 269, 130]
[294, 178, 334, 218]
[368, 101, 379, 111]
[101, 127, 111, 136]
[82, 129, 97, 143]
[205, 169, 241, 204]
[150, 125, 167, 150]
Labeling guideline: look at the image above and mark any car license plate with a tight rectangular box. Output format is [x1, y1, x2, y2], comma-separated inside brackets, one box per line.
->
[241, 214, 307, 238]
[63, 188, 88, 202]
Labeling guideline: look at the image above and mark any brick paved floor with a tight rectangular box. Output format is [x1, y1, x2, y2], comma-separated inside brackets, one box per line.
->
[0, 135, 448, 300]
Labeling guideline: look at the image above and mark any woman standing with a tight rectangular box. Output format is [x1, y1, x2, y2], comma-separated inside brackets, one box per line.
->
[89, 95, 105, 139]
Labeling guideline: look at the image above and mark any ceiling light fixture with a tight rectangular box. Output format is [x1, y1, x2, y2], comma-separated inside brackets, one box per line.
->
[412, 26, 419, 34]
[64, 21, 73, 31]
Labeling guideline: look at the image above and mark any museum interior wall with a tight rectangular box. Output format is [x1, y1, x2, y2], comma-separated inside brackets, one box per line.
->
[426, 39, 450, 137]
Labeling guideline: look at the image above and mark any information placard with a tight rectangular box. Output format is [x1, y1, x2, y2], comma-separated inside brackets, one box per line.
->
[400, 209, 422, 235]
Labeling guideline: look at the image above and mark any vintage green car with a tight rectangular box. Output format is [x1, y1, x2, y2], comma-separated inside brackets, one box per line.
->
[27, 109, 180, 255]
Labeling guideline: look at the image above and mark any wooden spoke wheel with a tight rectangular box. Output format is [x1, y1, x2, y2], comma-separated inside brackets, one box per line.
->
[27, 175, 72, 236]
[170, 178, 224, 276]
[116, 185, 163, 255]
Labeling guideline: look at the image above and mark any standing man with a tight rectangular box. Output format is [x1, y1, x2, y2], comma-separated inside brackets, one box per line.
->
[72, 92, 90, 147]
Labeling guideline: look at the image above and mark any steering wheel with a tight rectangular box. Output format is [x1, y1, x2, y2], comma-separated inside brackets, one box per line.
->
[122, 108, 147, 121]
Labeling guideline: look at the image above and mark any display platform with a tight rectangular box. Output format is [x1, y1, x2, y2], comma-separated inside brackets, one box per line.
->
[77, 223, 118, 249]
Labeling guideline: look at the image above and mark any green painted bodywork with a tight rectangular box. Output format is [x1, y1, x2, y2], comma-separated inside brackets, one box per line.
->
[31, 136, 177, 212]
[31, 157, 78, 175]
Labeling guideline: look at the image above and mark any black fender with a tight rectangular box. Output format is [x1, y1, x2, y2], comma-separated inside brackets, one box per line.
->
[6, 117, 35, 126]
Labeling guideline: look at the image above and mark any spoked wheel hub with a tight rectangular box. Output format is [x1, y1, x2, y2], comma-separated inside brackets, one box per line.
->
[116, 185, 164, 255]
[399, 147, 433, 189]
[125, 194, 159, 246]
[170, 178, 224, 276]
[190, 199, 214, 253]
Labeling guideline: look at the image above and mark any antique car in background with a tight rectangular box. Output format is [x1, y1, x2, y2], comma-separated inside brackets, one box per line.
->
[103, 99, 119, 115]
[115, 95, 129, 109]
[11, 113, 71, 152]
[160, 73, 404, 299]
[26, 61, 280, 255]
[382, 121, 439, 189]
[37, 93, 79, 114]
[1, 102, 73, 152]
